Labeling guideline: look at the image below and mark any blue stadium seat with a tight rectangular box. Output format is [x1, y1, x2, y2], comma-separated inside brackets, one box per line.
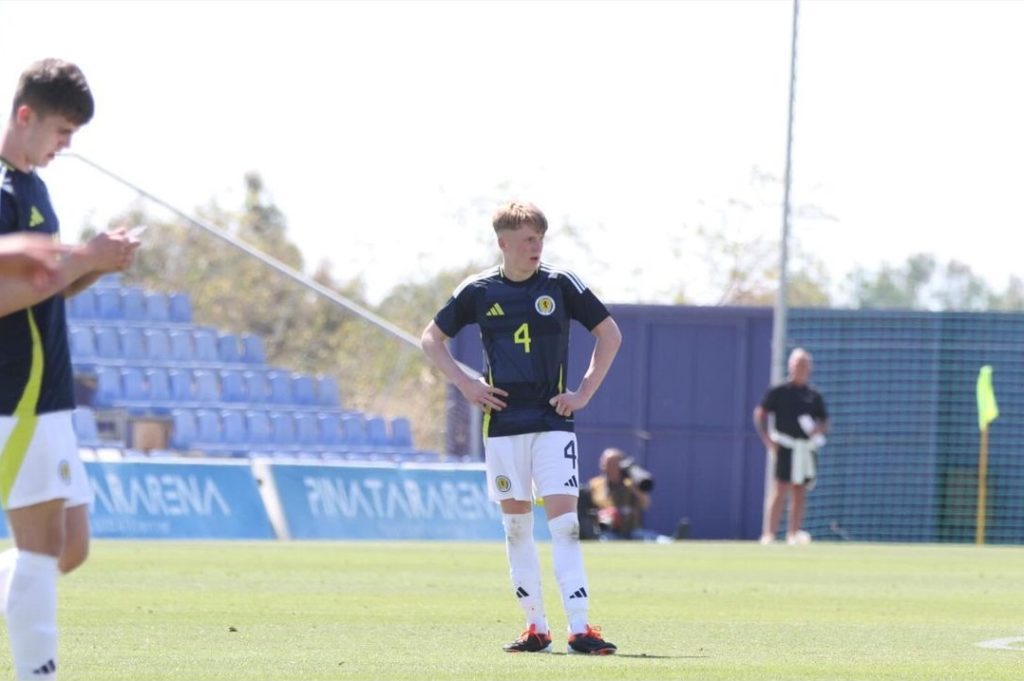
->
[94, 327, 121, 359]
[245, 410, 271, 445]
[94, 366, 122, 407]
[195, 409, 221, 445]
[118, 328, 146, 361]
[147, 368, 172, 404]
[169, 329, 194, 362]
[269, 411, 296, 446]
[95, 289, 122, 320]
[295, 412, 320, 447]
[316, 375, 340, 407]
[341, 414, 368, 447]
[169, 369, 193, 403]
[193, 370, 220, 403]
[243, 371, 269, 404]
[267, 371, 292, 404]
[193, 329, 219, 362]
[169, 292, 193, 323]
[121, 367, 148, 402]
[218, 333, 242, 364]
[221, 410, 247, 446]
[95, 273, 123, 288]
[365, 416, 390, 447]
[68, 289, 96, 319]
[292, 375, 316, 406]
[391, 417, 413, 447]
[69, 326, 96, 360]
[220, 370, 247, 403]
[170, 409, 197, 450]
[318, 413, 343, 447]
[144, 292, 170, 322]
[240, 334, 266, 364]
[145, 329, 171, 361]
[121, 287, 147, 321]
[72, 408, 102, 447]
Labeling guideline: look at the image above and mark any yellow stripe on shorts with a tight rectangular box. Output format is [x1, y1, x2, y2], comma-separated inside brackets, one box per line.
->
[0, 310, 44, 506]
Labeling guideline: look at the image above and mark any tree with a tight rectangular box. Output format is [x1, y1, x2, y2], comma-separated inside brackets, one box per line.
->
[846, 254, 998, 311]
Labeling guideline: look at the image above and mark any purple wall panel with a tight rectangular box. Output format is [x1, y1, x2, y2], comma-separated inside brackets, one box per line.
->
[452, 304, 773, 539]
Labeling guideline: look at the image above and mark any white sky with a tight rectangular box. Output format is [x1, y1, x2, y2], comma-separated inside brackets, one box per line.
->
[2, 0, 1022, 306]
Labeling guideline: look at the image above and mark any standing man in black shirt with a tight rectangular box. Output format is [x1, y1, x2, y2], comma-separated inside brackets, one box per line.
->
[753, 348, 829, 545]
[421, 201, 621, 655]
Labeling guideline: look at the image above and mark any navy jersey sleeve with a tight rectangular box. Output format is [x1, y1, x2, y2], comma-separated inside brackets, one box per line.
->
[0, 170, 17, 235]
[434, 283, 479, 338]
[760, 385, 780, 411]
[561, 273, 610, 331]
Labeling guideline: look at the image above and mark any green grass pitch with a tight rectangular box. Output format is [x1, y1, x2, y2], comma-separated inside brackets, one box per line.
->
[2, 540, 1022, 680]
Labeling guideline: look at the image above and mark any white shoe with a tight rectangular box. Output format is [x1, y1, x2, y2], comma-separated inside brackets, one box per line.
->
[787, 530, 811, 546]
[759, 534, 775, 545]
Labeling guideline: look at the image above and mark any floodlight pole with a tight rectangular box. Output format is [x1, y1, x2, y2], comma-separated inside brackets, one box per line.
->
[772, 0, 799, 385]
[764, 0, 800, 540]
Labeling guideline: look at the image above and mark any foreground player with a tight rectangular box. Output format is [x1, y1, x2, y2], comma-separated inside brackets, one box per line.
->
[1, 58, 139, 680]
[421, 201, 622, 655]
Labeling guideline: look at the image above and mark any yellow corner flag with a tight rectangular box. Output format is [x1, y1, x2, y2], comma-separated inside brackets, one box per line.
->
[977, 365, 999, 432]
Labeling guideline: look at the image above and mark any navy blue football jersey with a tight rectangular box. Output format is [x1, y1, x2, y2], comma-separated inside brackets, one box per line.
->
[0, 160, 75, 415]
[434, 263, 610, 437]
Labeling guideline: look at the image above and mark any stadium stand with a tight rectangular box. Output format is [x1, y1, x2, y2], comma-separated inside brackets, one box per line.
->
[67, 276, 429, 461]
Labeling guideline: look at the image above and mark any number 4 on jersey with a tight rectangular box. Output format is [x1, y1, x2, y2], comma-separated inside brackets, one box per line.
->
[514, 322, 531, 353]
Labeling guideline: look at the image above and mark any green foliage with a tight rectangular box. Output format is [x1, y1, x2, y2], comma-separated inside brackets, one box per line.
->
[847, 253, 1024, 311]
[36, 539, 1024, 680]
[116, 174, 466, 451]
[697, 224, 832, 307]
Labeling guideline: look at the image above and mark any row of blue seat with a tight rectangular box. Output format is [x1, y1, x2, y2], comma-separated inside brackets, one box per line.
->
[71, 325, 266, 366]
[71, 408, 427, 461]
[168, 408, 413, 455]
[91, 366, 341, 411]
[67, 286, 193, 323]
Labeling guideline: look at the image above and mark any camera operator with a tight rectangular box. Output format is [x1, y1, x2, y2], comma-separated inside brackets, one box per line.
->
[585, 448, 652, 540]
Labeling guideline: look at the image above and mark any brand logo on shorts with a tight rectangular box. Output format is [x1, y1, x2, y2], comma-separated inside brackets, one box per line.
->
[495, 475, 512, 493]
[534, 295, 556, 316]
[58, 460, 71, 485]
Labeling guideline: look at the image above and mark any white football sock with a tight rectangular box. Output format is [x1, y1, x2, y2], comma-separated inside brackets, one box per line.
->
[0, 547, 17, 611]
[502, 513, 547, 634]
[5, 550, 58, 680]
[548, 512, 589, 634]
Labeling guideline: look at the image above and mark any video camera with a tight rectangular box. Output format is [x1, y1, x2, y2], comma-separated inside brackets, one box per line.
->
[620, 457, 654, 493]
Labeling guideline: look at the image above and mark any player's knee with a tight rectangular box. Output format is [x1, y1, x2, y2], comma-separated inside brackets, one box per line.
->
[502, 513, 533, 546]
[547, 512, 580, 544]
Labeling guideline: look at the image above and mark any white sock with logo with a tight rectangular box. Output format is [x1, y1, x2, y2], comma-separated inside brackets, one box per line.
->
[0, 547, 17, 611]
[5, 550, 58, 680]
[548, 512, 589, 635]
[502, 513, 548, 634]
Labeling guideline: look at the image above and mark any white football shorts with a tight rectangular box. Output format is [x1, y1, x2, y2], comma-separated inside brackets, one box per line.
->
[0, 410, 93, 511]
[484, 431, 582, 503]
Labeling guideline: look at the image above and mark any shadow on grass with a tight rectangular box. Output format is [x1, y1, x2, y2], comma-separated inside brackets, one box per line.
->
[548, 653, 709, 659]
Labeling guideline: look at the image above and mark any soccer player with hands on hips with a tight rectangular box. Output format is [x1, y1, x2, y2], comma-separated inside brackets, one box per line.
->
[422, 201, 622, 655]
[0, 59, 140, 680]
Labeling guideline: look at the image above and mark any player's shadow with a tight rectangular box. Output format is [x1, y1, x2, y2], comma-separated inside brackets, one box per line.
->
[551, 652, 708, 659]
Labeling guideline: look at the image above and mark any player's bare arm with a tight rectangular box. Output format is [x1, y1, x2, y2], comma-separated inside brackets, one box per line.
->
[549, 315, 622, 417]
[0, 229, 140, 316]
[752, 406, 777, 451]
[421, 320, 508, 411]
[0, 232, 69, 290]
[63, 227, 141, 297]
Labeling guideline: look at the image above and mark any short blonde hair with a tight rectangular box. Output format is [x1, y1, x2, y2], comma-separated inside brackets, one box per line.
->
[492, 201, 548, 235]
